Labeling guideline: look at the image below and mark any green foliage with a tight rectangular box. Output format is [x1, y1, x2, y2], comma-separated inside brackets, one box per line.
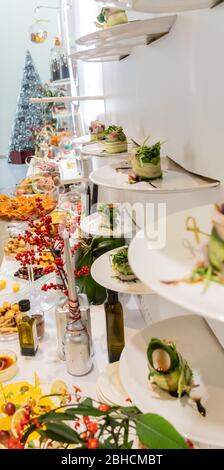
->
[136, 414, 188, 449]
[136, 141, 161, 167]
[21, 398, 187, 450]
[75, 237, 125, 304]
[104, 125, 126, 142]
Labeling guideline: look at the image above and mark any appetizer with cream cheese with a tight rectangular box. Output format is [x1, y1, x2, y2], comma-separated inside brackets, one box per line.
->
[104, 126, 128, 154]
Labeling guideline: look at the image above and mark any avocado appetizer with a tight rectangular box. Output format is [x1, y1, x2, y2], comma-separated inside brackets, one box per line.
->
[104, 126, 128, 154]
[147, 338, 193, 398]
[131, 137, 162, 180]
[96, 8, 128, 29]
[98, 203, 120, 231]
[208, 203, 224, 271]
[110, 246, 137, 281]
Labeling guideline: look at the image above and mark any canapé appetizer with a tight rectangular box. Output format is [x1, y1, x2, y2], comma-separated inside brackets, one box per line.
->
[104, 126, 128, 154]
[110, 246, 137, 281]
[96, 8, 128, 29]
[131, 137, 162, 180]
[89, 120, 105, 141]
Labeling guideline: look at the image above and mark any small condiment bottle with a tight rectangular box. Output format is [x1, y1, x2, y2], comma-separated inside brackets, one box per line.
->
[18, 299, 38, 357]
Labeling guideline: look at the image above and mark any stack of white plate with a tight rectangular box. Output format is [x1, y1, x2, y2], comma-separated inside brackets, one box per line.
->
[97, 362, 131, 407]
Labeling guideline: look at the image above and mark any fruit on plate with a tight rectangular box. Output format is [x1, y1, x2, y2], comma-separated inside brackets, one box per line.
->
[89, 120, 105, 141]
[4, 237, 26, 258]
[147, 338, 193, 398]
[0, 194, 56, 221]
[131, 137, 162, 180]
[104, 126, 127, 154]
[96, 8, 128, 29]
[110, 246, 137, 281]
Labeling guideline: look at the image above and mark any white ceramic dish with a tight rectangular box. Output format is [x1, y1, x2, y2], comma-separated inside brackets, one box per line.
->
[119, 314, 224, 447]
[97, 362, 130, 407]
[76, 16, 177, 47]
[82, 142, 130, 158]
[91, 246, 152, 295]
[94, 0, 220, 13]
[129, 204, 224, 321]
[90, 159, 220, 193]
[80, 210, 133, 238]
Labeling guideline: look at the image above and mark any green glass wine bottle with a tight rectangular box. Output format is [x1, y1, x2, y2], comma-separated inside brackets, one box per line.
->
[104, 290, 125, 363]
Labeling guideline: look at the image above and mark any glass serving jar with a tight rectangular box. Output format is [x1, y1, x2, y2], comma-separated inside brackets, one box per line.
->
[30, 20, 48, 44]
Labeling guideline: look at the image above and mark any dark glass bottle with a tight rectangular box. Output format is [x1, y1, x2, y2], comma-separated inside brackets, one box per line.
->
[104, 290, 125, 363]
[18, 300, 38, 357]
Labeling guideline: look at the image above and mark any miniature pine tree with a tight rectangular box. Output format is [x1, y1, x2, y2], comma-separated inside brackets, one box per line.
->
[9, 50, 43, 163]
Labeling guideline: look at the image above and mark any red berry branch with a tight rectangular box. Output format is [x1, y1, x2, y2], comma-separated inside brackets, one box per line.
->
[15, 201, 89, 294]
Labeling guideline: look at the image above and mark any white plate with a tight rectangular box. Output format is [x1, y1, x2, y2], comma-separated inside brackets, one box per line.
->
[82, 142, 130, 158]
[129, 204, 224, 321]
[97, 362, 130, 407]
[94, 0, 220, 13]
[72, 135, 92, 145]
[90, 159, 220, 193]
[80, 210, 133, 238]
[76, 16, 177, 47]
[119, 314, 224, 447]
[91, 246, 152, 295]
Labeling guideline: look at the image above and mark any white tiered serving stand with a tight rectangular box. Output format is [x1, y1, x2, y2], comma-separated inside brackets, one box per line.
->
[86, 148, 224, 447]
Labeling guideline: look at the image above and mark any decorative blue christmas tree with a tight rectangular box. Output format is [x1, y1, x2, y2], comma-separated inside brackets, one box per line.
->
[9, 50, 43, 163]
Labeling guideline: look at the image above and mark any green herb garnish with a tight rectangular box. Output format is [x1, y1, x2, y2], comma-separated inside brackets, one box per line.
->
[104, 125, 126, 142]
[135, 137, 161, 167]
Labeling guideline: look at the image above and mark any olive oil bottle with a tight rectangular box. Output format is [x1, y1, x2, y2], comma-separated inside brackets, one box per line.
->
[104, 290, 125, 363]
[18, 299, 38, 357]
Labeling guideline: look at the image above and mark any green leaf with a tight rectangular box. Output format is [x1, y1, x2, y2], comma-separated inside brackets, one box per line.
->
[136, 413, 188, 449]
[81, 397, 93, 407]
[44, 422, 81, 444]
[22, 424, 39, 443]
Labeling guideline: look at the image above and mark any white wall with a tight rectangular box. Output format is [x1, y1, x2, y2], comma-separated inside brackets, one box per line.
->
[102, 7, 224, 180]
[71, 0, 105, 129]
[0, 0, 59, 156]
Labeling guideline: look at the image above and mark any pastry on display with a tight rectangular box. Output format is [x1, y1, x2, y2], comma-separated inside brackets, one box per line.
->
[147, 338, 193, 398]
[110, 246, 137, 281]
[98, 203, 120, 231]
[32, 177, 55, 194]
[16, 175, 59, 196]
[0, 195, 56, 221]
[89, 120, 105, 141]
[4, 238, 26, 258]
[104, 126, 128, 154]
[96, 8, 128, 29]
[16, 176, 37, 196]
[0, 303, 21, 336]
[130, 137, 162, 181]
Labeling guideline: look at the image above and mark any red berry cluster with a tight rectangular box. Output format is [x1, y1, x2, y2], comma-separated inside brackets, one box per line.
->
[74, 266, 90, 278]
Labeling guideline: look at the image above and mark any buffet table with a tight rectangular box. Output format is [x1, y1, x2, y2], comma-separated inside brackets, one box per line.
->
[0, 253, 145, 398]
